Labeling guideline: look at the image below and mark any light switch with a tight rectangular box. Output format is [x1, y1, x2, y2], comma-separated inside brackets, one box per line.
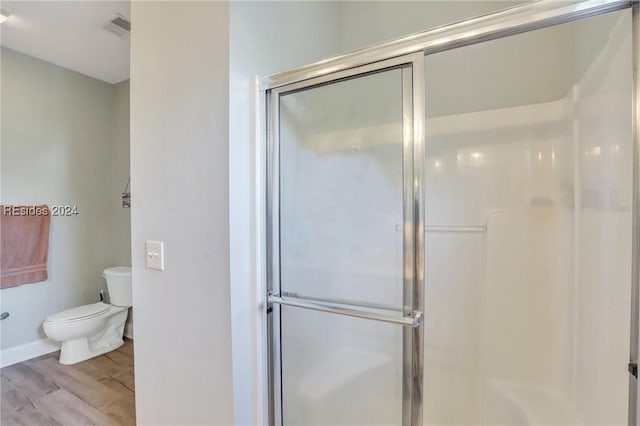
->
[145, 240, 165, 271]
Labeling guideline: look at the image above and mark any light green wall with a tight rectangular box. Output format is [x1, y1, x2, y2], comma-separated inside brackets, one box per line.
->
[112, 79, 131, 267]
[0, 47, 130, 350]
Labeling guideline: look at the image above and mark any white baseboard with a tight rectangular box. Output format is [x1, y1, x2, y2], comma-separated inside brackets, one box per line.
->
[124, 322, 134, 340]
[1, 338, 60, 368]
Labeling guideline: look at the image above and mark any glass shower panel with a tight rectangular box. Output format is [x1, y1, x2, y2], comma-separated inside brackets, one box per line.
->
[423, 9, 632, 426]
[281, 307, 403, 425]
[279, 69, 405, 310]
[278, 67, 407, 425]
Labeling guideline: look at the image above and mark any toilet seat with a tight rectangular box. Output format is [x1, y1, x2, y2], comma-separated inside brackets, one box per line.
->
[45, 302, 110, 324]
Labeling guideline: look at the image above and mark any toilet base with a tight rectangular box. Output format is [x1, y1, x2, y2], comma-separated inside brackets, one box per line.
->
[59, 336, 125, 365]
[57, 309, 128, 365]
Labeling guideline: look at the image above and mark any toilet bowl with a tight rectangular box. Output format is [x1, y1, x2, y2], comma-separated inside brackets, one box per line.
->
[43, 266, 132, 365]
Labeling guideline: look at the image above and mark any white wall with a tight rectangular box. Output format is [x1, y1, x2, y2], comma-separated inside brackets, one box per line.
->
[0, 47, 130, 355]
[419, 24, 574, 424]
[573, 11, 632, 424]
[335, 1, 526, 53]
[130, 2, 233, 425]
[229, 2, 340, 424]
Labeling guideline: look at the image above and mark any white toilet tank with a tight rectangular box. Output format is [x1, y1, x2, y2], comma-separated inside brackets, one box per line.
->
[103, 266, 132, 307]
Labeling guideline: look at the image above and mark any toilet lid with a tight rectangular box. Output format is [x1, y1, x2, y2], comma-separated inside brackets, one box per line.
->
[46, 302, 110, 323]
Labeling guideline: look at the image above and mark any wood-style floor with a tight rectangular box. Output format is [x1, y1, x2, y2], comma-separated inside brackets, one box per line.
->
[1, 339, 135, 426]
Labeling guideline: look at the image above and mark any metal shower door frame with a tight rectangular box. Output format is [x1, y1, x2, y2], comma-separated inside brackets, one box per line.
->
[260, 1, 640, 425]
[265, 52, 425, 426]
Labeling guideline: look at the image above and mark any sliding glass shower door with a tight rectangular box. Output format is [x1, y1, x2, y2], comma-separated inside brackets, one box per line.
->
[267, 54, 424, 426]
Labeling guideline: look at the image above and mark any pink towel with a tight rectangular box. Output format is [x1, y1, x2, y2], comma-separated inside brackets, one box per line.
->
[0, 205, 51, 289]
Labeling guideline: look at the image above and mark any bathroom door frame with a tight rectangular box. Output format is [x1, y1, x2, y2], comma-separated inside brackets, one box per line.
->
[260, 1, 640, 425]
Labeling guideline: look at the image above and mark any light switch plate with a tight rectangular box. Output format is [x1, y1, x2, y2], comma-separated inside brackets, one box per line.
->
[145, 240, 165, 271]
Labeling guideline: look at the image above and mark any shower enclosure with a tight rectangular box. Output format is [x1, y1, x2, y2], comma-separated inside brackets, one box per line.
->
[262, 1, 639, 425]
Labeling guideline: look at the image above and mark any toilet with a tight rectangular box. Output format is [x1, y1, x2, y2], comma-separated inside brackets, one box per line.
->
[43, 266, 132, 365]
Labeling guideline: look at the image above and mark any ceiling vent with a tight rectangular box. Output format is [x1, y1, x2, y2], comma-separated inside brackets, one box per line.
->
[104, 14, 131, 37]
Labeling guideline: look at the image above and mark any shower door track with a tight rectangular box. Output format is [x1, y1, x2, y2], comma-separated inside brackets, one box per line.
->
[261, 1, 640, 425]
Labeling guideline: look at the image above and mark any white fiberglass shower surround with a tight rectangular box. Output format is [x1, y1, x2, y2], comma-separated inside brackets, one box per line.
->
[261, 1, 640, 425]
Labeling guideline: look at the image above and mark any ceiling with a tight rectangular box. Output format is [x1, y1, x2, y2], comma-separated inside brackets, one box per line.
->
[0, 1, 130, 84]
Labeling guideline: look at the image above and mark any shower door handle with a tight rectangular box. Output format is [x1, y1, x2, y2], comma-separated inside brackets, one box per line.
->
[267, 292, 423, 328]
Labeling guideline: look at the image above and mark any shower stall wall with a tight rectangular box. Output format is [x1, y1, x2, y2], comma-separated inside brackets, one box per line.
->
[423, 10, 632, 426]
[262, 1, 638, 425]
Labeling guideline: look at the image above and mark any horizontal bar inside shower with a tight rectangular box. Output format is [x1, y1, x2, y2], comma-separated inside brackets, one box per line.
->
[268, 293, 423, 327]
[395, 225, 487, 233]
[280, 292, 405, 313]
[260, 0, 631, 91]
